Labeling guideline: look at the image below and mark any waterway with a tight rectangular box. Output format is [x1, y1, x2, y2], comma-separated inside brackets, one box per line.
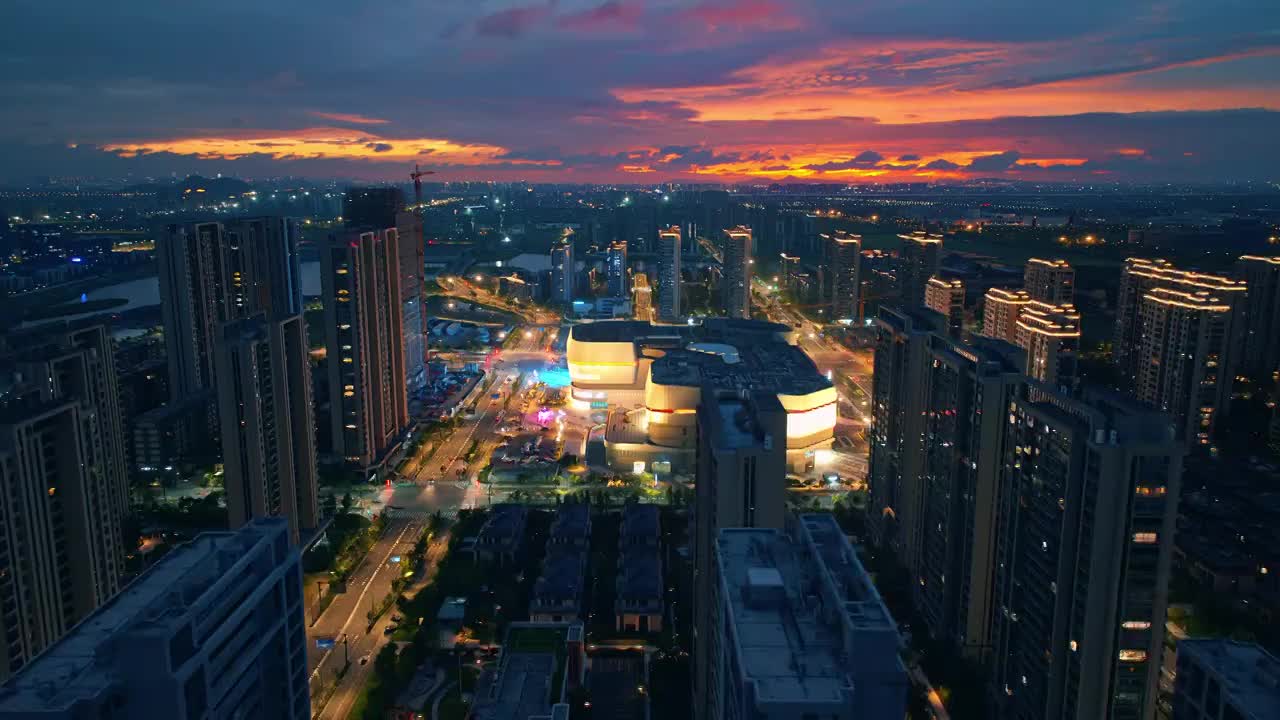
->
[19, 261, 323, 329]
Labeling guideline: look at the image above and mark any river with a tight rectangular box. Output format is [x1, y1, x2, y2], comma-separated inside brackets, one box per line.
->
[20, 261, 323, 329]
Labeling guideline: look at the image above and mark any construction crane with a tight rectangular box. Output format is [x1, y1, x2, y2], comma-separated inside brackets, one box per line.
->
[410, 164, 435, 204]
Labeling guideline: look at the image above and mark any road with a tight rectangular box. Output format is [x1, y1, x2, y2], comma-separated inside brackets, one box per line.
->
[435, 275, 560, 326]
[751, 283, 875, 484]
[309, 515, 426, 718]
[310, 326, 561, 715]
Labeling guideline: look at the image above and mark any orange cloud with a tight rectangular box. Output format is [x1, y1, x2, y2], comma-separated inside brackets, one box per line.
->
[613, 39, 1280, 124]
[101, 127, 544, 167]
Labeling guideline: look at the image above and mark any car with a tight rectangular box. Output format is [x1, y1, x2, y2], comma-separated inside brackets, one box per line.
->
[383, 625, 397, 635]
[391, 614, 403, 623]
[359, 654, 371, 666]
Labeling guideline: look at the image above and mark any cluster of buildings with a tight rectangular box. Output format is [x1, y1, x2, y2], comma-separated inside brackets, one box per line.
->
[0, 188, 437, 700]
[977, 257, 1080, 385]
[690, 376, 908, 718]
[866, 230, 1280, 718]
[530, 503, 591, 624]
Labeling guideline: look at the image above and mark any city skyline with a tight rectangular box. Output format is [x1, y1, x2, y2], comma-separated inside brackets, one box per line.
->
[2, 3, 1279, 717]
[2, 1, 1279, 183]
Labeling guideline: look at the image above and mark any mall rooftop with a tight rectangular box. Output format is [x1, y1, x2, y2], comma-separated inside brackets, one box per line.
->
[568, 317, 791, 345]
[569, 318, 830, 396]
[651, 343, 830, 396]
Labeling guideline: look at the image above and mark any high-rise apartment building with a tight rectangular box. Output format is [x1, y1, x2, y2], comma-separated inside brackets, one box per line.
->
[924, 276, 965, 336]
[1235, 255, 1280, 383]
[826, 231, 862, 321]
[1172, 640, 1280, 720]
[1015, 300, 1081, 387]
[0, 322, 127, 680]
[157, 221, 224, 401]
[0, 518, 310, 719]
[693, 389, 787, 720]
[706, 515, 908, 720]
[342, 186, 403, 229]
[989, 384, 1181, 720]
[215, 315, 318, 544]
[157, 218, 305, 400]
[397, 210, 427, 391]
[157, 217, 318, 536]
[631, 272, 655, 322]
[342, 188, 426, 392]
[321, 226, 408, 474]
[657, 226, 682, 321]
[867, 306, 947, 569]
[606, 240, 628, 297]
[721, 226, 752, 319]
[1113, 258, 1246, 386]
[917, 334, 1024, 659]
[898, 230, 943, 306]
[982, 288, 1032, 344]
[868, 313, 1028, 660]
[1134, 287, 1233, 445]
[1024, 258, 1076, 305]
[551, 237, 575, 305]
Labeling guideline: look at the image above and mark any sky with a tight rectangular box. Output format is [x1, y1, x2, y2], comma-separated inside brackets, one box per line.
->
[2, 0, 1278, 184]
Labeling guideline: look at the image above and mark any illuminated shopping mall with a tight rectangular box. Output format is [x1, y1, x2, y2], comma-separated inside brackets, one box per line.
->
[565, 318, 836, 474]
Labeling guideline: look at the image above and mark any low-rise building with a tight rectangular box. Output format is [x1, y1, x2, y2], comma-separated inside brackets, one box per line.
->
[616, 546, 663, 634]
[1173, 639, 1280, 720]
[530, 549, 587, 623]
[548, 502, 591, 551]
[470, 623, 584, 720]
[473, 504, 528, 566]
[131, 391, 215, 479]
[620, 502, 660, 549]
[436, 596, 469, 649]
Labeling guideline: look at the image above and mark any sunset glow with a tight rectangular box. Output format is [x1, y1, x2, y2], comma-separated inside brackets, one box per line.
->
[3, 0, 1278, 183]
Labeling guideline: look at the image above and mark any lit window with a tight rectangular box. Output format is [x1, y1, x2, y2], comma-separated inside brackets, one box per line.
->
[1069, 640, 1078, 652]
[1118, 650, 1147, 662]
[1132, 532, 1158, 544]
[1122, 621, 1151, 630]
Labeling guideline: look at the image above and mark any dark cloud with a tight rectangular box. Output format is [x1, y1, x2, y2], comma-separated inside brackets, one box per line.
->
[804, 150, 885, 170]
[923, 158, 961, 170]
[966, 150, 1022, 171]
[558, 1, 642, 31]
[366, 142, 393, 152]
[475, 2, 555, 38]
[898, 154, 921, 161]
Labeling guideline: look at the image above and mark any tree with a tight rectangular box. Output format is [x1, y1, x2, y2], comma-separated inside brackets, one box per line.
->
[342, 492, 354, 514]
[322, 493, 338, 517]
